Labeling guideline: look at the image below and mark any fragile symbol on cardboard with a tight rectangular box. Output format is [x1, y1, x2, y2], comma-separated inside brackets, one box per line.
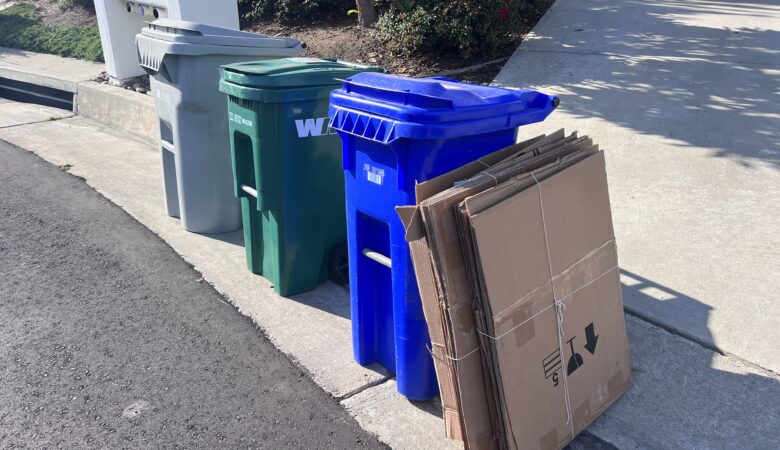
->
[543, 348, 562, 386]
[585, 322, 599, 354]
[566, 337, 584, 376]
[543, 322, 600, 384]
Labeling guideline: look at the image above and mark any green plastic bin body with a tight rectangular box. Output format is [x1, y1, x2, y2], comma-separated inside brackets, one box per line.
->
[219, 58, 382, 296]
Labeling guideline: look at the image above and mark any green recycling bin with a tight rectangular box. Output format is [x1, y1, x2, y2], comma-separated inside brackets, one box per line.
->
[219, 58, 382, 296]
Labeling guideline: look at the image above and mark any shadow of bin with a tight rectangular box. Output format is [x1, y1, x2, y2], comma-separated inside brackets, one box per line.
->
[329, 74, 559, 400]
[219, 59, 382, 296]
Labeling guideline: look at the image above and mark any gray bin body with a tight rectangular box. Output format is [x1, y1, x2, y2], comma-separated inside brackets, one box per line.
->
[137, 20, 302, 233]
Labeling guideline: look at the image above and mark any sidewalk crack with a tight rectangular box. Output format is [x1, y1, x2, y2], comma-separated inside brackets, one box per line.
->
[337, 376, 393, 402]
[0, 116, 72, 129]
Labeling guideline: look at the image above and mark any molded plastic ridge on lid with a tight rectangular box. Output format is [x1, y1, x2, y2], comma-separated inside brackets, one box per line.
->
[140, 19, 300, 49]
[136, 19, 302, 70]
[328, 73, 558, 143]
[329, 72, 558, 124]
[220, 58, 381, 89]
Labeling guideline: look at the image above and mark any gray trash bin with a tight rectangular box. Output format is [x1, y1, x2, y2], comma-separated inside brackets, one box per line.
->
[136, 19, 302, 233]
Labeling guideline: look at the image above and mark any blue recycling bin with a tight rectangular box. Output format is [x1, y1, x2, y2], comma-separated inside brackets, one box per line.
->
[329, 73, 558, 400]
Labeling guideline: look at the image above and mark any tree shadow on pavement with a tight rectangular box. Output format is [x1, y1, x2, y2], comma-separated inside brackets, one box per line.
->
[587, 270, 780, 449]
[402, 270, 780, 448]
[497, 0, 780, 169]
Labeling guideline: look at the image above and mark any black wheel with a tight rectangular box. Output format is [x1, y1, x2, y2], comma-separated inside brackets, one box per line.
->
[328, 244, 349, 286]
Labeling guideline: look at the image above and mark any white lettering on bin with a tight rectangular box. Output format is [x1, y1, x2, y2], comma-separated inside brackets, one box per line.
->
[295, 117, 329, 138]
[363, 163, 385, 186]
[229, 112, 254, 128]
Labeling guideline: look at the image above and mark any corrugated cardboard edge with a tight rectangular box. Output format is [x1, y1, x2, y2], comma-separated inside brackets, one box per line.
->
[396, 134, 555, 445]
[399, 205, 465, 441]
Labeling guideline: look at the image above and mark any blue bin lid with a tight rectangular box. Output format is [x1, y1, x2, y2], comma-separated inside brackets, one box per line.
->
[329, 73, 558, 124]
[329, 73, 558, 143]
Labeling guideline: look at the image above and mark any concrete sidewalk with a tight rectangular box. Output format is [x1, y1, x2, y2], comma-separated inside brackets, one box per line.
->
[496, 0, 780, 374]
[0, 47, 102, 93]
[2, 99, 778, 449]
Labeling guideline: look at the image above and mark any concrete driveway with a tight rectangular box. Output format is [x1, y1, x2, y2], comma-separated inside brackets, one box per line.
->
[495, 0, 780, 374]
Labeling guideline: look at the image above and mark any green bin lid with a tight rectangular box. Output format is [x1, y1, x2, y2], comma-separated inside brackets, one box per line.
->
[220, 57, 382, 89]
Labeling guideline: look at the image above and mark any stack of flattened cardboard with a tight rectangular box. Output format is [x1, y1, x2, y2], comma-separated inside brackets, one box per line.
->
[398, 131, 632, 450]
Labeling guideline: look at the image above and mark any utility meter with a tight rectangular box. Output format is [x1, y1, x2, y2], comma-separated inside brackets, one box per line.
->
[93, 0, 239, 84]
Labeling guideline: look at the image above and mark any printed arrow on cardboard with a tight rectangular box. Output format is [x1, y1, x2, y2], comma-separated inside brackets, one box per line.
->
[584, 323, 599, 355]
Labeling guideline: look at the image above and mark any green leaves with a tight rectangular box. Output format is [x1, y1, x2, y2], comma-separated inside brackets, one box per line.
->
[375, 0, 546, 58]
[238, 0, 354, 24]
[0, 4, 103, 62]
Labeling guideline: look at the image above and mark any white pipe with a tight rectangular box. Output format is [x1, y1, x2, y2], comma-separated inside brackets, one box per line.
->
[241, 184, 258, 198]
[363, 248, 391, 268]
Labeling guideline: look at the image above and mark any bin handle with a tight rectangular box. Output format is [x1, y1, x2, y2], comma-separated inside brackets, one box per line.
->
[363, 248, 391, 268]
[241, 184, 258, 198]
[160, 140, 174, 152]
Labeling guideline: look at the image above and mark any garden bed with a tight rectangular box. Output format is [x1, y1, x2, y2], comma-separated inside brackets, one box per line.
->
[248, 1, 552, 85]
[4, 0, 553, 85]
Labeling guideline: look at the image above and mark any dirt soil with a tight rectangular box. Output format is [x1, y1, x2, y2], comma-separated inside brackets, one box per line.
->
[23, 0, 96, 27]
[248, 11, 551, 85]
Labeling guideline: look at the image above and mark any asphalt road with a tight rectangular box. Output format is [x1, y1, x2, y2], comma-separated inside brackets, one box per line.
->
[0, 139, 385, 449]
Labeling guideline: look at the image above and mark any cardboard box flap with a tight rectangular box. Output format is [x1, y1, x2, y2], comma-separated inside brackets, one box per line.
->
[398, 132, 559, 243]
[462, 147, 598, 216]
[463, 151, 602, 316]
[396, 205, 424, 241]
[415, 130, 565, 204]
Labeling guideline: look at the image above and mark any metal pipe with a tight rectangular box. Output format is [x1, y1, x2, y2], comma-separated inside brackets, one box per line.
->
[241, 184, 258, 198]
[363, 248, 391, 268]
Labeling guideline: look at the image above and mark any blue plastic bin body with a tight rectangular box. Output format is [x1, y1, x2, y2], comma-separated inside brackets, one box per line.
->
[329, 74, 558, 401]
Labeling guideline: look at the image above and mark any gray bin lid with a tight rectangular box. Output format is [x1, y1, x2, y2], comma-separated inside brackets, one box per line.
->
[136, 19, 302, 71]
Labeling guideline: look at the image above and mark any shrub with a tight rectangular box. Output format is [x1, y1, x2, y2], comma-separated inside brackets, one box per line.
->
[0, 4, 103, 62]
[376, 0, 545, 58]
[238, 0, 354, 24]
[56, 0, 95, 12]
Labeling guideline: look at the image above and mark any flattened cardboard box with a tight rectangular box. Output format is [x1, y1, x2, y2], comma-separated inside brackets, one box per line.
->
[463, 151, 632, 450]
[399, 136, 552, 446]
[399, 131, 595, 449]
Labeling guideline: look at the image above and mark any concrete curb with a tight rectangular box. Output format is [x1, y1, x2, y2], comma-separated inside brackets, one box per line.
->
[0, 47, 157, 144]
[75, 81, 158, 145]
[0, 48, 98, 94]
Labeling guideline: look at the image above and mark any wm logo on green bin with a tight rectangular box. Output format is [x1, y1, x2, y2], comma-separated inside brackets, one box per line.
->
[295, 117, 336, 138]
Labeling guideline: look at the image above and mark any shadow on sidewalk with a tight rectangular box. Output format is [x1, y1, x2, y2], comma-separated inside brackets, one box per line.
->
[503, 0, 780, 169]
[410, 269, 780, 447]
[604, 269, 780, 448]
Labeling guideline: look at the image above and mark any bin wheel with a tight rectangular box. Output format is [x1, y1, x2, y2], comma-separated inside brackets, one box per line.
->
[328, 244, 349, 286]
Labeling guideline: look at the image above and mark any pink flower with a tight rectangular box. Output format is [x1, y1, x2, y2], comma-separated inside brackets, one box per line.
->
[499, 6, 510, 22]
